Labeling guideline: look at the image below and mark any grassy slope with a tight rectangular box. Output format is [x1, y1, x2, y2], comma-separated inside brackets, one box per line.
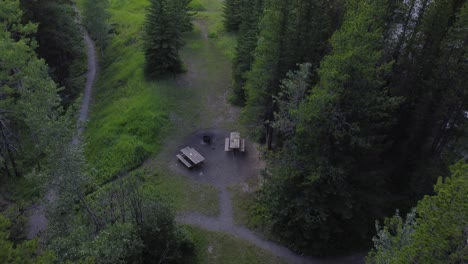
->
[83, 0, 284, 262]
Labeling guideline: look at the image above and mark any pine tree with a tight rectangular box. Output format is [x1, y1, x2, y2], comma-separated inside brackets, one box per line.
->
[383, 0, 468, 196]
[257, 0, 402, 253]
[241, 0, 289, 147]
[230, 0, 264, 105]
[20, 0, 87, 104]
[0, 0, 75, 179]
[239, 0, 339, 146]
[223, 0, 243, 31]
[143, 0, 192, 78]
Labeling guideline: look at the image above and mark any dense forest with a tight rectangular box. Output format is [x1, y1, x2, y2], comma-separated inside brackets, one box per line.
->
[225, 0, 468, 257]
[0, 0, 466, 262]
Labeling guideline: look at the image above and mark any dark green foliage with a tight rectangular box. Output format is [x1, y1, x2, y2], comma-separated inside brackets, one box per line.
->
[283, 0, 335, 77]
[48, 176, 194, 263]
[223, 0, 243, 32]
[139, 203, 194, 263]
[230, 0, 264, 105]
[0, 0, 74, 180]
[367, 161, 468, 263]
[240, 0, 338, 146]
[384, 0, 468, 197]
[82, 0, 111, 51]
[20, 0, 87, 104]
[257, 0, 403, 254]
[143, 0, 193, 78]
[0, 214, 56, 263]
[232, 0, 341, 106]
[241, 0, 289, 144]
[252, 0, 467, 255]
[272, 63, 311, 137]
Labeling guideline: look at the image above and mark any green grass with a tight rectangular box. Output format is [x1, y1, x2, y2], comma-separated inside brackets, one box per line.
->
[185, 226, 288, 264]
[189, 0, 207, 11]
[142, 168, 219, 216]
[83, 0, 234, 211]
[85, 0, 166, 185]
[229, 184, 256, 226]
[195, 11, 237, 61]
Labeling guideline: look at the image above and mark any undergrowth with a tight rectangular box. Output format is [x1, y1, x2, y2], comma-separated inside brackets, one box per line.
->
[85, 0, 169, 185]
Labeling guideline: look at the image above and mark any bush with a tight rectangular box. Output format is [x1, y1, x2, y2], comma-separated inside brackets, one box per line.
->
[139, 203, 194, 263]
[188, 0, 206, 11]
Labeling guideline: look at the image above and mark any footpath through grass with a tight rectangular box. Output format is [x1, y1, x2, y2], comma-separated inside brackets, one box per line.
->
[185, 225, 287, 264]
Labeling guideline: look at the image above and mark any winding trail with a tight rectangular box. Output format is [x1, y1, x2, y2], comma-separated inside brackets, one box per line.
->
[72, 33, 97, 145]
[26, 26, 97, 239]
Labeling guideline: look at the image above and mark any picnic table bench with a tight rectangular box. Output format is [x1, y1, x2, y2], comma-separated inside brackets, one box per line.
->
[225, 132, 245, 152]
[176, 147, 205, 168]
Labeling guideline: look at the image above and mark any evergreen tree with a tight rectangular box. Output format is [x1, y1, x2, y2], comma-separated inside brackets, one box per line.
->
[257, 0, 402, 253]
[223, 0, 243, 31]
[367, 161, 468, 263]
[271, 63, 311, 137]
[20, 0, 87, 104]
[143, 0, 192, 78]
[280, 0, 333, 82]
[382, 0, 468, 198]
[241, 0, 289, 147]
[240, 0, 339, 147]
[1, 0, 73, 178]
[230, 0, 264, 105]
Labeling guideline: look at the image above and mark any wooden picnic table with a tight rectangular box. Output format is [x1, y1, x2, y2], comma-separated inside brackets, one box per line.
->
[180, 147, 205, 164]
[230, 132, 240, 149]
[225, 132, 245, 152]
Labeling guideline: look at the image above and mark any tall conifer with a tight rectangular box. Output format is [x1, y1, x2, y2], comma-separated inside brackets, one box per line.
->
[258, 0, 402, 253]
[223, 0, 243, 31]
[230, 0, 264, 105]
[143, 0, 192, 78]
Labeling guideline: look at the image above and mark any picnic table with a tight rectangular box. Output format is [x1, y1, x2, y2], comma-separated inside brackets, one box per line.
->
[176, 147, 205, 168]
[224, 132, 245, 152]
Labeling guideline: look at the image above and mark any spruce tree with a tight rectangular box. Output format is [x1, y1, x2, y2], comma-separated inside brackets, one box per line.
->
[241, 0, 289, 147]
[143, 0, 192, 78]
[230, 0, 264, 105]
[241, 0, 338, 147]
[223, 0, 243, 31]
[19, 0, 86, 103]
[257, 0, 402, 253]
[382, 0, 468, 197]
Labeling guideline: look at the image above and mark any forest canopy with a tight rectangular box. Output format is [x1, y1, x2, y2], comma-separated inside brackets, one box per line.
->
[225, 0, 468, 255]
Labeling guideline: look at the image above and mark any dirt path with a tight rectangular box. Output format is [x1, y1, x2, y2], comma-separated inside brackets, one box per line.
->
[163, 20, 364, 264]
[26, 29, 97, 239]
[72, 32, 97, 145]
